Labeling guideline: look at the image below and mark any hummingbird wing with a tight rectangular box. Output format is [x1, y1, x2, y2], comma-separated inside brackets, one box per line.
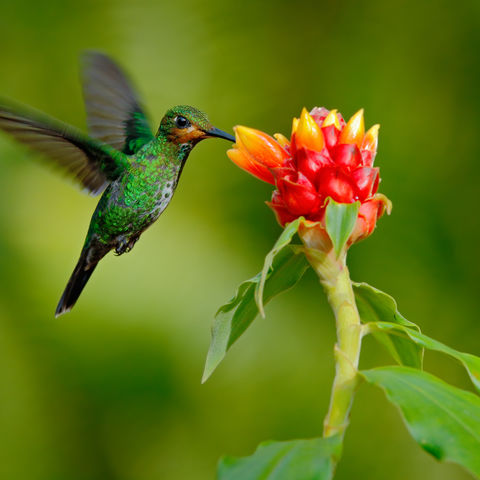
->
[81, 51, 155, 155]
[0, 101, 126, 195]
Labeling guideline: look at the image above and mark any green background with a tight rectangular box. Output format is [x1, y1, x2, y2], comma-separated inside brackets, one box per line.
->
[0, 0, 479, 478]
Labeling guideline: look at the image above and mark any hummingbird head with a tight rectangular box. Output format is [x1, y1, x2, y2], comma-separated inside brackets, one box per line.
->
[158, 105, 235, 145]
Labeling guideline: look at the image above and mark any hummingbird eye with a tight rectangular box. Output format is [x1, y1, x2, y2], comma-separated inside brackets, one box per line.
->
[175, 115, 190, 129]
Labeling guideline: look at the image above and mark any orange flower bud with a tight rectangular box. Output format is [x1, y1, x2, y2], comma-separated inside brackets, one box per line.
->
[339, 109, 365, 148]
[322, 109, 341, 129]
[227, 148, 275, 184]
[362, 124, 380, 153]
[235, 126, 288, 168]
[295, 108, 325, 151]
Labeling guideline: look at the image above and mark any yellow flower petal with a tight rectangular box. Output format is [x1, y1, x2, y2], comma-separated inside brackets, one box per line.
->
[295, 108, 325, 151]
[339, 109, 365, 147]
[273, 133, 290, 148]
[362, 124, 380, 153]
[322, 109, 341, 129]
[291, 117, 299, 135]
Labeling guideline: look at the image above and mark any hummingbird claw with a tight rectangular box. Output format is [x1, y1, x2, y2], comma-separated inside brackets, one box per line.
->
[114, 234, 140, 255]
[115, 236, 129, 255]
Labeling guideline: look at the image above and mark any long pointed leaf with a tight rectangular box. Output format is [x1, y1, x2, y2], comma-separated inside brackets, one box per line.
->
[203, 246, 309, 382]
[218, 436, 342, 480]
[255, 218, 303, 317]
[353, 282, 423, 368]
[366, 321, 480, 393]
[362, 366, 480, 477]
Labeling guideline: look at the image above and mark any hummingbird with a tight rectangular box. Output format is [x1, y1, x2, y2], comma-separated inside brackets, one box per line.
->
[0, 52, 235, 317]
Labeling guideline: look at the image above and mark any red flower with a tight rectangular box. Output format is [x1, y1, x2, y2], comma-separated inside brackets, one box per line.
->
[227, 107, 391, 248]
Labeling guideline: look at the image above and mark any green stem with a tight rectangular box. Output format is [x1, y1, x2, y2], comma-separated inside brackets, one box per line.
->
[303, 247, 362, 439]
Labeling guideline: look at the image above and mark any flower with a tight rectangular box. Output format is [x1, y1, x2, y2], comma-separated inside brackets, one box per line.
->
[227, 107, 391, 249]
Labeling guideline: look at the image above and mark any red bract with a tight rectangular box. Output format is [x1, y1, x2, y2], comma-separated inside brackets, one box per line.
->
[275, 169, 321, 216]
[227, 107, 391, 248]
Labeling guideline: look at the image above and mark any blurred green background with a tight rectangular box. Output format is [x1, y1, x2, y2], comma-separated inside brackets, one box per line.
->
[0, 0, 479, 479]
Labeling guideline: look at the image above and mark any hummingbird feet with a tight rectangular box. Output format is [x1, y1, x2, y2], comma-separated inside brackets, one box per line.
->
[114, 235, 140, 256]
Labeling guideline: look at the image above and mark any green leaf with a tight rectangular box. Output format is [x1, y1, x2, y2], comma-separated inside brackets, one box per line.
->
[217, 436, 342, 480]
[366, 321, 480, 394]
[203, 245, 309, 382]
[362, 366, 480, 478]
[325, 199, 359, 257]
[255, 218, 303, 317]
[353, 282, 423, 368]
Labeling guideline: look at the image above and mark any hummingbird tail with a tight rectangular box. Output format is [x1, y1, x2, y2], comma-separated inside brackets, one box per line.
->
[55, 243, 108, 317]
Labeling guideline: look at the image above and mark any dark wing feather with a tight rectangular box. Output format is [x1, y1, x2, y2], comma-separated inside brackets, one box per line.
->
[81, 51, 154, 155]
[0, 101, 126, 195]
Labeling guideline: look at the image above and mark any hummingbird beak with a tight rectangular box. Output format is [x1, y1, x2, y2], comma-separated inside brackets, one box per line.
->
[205, 126, 235, 142]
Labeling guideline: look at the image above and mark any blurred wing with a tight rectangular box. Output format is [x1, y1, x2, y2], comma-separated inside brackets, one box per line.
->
[0, 101, 126, 195]
[81, 51, 154, 155]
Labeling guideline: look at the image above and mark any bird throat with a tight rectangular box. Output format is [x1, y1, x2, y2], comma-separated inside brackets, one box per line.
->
[167, 126, 205, 145]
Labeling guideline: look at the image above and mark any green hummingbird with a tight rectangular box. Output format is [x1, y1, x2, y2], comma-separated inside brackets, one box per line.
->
[0, 52, 234, 317]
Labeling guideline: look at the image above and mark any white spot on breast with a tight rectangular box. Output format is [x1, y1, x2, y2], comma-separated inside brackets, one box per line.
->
[151, 184, 174, 217]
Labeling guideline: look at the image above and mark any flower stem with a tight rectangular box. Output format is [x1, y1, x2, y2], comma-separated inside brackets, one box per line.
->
[303, 248, 362, 439]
